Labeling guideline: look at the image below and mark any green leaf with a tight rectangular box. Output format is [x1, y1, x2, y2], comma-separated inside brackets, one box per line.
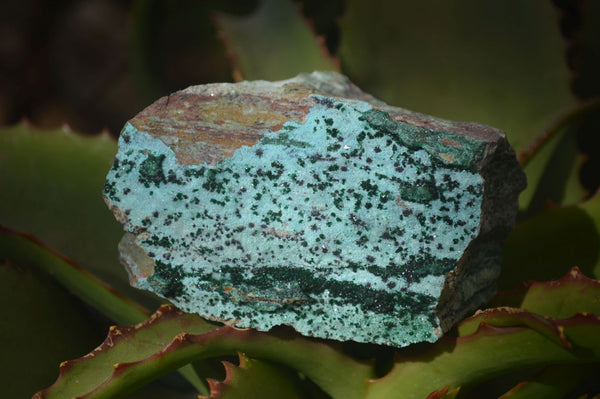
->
[517, 99, 600, 212]
[339, 1, 580, 212]
[34, 305, 218, 399]
[130, 1, 234, 102]
[0, 260, 107, 399]
[214, 0, 339, 81]
[0, 226, 150, 326]
[1, 227, 208, 397]
[370, 269, 600, 398]
[457, 308, 569, 348]
[426, 386, 461, 399]
[519, 123, 585, 213]
[340, 1, 573, 156]
[500, 191, 600, 290]
[499, 364, 599, 399]
[365, 315, 600, 399]
[35, 305, 374, 399]
[492, 267, 600, 318]
[0, 123, 161, 309]
[0, 126, 208, 395]
[201, 353, 306, 399]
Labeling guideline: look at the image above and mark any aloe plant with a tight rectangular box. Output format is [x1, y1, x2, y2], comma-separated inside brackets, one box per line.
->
[2, 1, 600, 398]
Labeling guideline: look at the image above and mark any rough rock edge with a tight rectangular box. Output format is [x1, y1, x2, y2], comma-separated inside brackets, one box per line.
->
[436, 137, 526, 331]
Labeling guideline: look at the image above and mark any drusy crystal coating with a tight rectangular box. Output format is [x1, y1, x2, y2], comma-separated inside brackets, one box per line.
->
[104, 71, 526, 347]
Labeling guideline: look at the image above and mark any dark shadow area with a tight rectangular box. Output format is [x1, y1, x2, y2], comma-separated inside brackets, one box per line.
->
[501, 205, 599, 290]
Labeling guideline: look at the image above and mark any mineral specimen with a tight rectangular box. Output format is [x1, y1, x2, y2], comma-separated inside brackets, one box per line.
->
[104, 71, 526, 347]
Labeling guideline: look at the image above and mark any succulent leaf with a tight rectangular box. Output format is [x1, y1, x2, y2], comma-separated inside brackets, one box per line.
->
[0, 123, 162, 310]
[0, 125, 218, 397]
[519, 120, 586, 215]
[0, 260, 108, 399]
[501, 191, 600, 289]
[457, 308, 570, 349]
[200, 353, 307, 399]
[492, 267, 600, 318]
[339, 1, 573, 166]
[338, 0, 586, 212]
[214, 0, 338, 81]
[3, 6, 599, 397]
[365, 314, 600, 399]
[498, 364, 599, 399]
[426, 386, 461, 398]
[130, 2, 234, 103]
[34, 304, 375, 399]
[0, 226, 150, 326]
[33, 305, 218, 399]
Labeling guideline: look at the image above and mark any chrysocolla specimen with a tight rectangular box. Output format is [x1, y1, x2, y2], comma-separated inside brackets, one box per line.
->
[104, 71, 526, 347]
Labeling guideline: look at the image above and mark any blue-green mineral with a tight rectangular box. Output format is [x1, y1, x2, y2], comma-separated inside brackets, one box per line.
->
[104, 71, 526, 347]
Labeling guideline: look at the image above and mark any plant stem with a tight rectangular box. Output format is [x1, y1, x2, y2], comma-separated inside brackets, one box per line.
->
[519, 97, 600, 168]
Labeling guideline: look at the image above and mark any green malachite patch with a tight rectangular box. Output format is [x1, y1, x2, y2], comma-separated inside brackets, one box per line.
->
[104, 72, 525, 347]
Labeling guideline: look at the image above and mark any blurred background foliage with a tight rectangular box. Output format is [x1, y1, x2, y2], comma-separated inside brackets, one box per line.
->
[1, 0, 598, 199]
[1, 0, 599, 397]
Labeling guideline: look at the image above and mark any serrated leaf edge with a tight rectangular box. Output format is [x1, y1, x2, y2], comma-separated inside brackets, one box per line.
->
[426, 385, 461, 398]
[496, 266, 600, 299]
[459, 307, 571, 349]
[213, 0, 339, 82]
[367, 313, 600, 398]
[200, 352, 246, 399]
[34, 304, 373, 399]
